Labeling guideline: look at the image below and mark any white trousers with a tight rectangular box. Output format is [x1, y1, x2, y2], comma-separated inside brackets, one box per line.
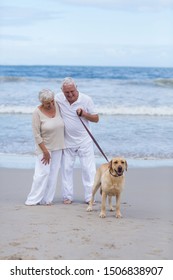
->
[61, 143, 96, 202]
[25, 150, 62, 205]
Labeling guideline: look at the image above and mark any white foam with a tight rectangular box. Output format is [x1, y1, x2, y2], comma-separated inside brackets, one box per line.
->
[1, 105, 173, 116]
[96, 105, 173, 116]
[0, 105, 35, 114]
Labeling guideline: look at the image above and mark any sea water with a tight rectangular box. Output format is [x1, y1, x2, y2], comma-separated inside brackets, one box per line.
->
[0, 65, 173, 168]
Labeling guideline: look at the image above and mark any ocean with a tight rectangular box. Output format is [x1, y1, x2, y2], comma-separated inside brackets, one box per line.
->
[0, 65, 173, 168]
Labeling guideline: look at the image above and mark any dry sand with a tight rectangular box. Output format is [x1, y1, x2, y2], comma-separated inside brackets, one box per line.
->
[0, 166, 173, 260]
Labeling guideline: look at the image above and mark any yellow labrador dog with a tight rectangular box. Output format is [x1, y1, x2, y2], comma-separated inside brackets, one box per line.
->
[87, 157, 127, 218]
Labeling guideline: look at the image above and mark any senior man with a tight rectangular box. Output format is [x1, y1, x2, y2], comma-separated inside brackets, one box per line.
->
[56, 77, 99, 204]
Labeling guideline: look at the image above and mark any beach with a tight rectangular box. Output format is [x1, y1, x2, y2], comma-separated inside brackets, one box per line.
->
[0, 166, 173, 260]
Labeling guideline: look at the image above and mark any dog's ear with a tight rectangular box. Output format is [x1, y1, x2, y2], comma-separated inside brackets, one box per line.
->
[108, 160, 112, 170]
[125, 160, 128, 171]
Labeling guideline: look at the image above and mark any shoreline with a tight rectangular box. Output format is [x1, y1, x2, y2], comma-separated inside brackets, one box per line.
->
[1, 166, 173, 260]
[1, 153, 173, 169]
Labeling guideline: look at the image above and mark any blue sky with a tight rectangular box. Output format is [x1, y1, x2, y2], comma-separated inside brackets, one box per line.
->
[0, 0, 173, 67]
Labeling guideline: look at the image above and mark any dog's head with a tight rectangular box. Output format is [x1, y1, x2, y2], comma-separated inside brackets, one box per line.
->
[109, 157, 127, 176]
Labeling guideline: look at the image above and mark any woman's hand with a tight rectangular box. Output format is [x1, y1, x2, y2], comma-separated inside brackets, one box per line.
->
[41, 150, 51, 165]
[39, 142, 51, 165]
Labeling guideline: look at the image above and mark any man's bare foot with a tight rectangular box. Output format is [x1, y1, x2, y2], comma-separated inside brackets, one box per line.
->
[63, 199, 72, 204]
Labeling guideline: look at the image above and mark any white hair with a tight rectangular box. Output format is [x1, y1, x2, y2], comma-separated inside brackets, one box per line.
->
[61, 77, 77, 89]
[39, 89, 54, 102]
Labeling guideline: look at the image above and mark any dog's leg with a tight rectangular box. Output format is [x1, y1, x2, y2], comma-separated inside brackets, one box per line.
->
[99, 192, 107, 218]
[108, 196, 114, 211]
[115, 193, 122, 218]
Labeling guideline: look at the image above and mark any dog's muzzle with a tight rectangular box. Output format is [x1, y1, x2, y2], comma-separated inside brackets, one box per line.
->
[117, 166, 123, 176]
[110, 166, 124, 177]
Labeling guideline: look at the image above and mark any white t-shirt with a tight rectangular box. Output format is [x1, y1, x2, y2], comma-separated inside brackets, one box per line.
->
[55, 92, 97, 148]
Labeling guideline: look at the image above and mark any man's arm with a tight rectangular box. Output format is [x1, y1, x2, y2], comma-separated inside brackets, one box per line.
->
[76, 108, 99, 123]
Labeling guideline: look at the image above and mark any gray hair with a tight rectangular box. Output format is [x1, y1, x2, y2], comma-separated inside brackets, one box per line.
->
[61, 77, 77, 89]
[39, 89, 54, 102]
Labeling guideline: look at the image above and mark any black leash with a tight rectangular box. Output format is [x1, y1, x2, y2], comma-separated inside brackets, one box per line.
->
[78, 116, 109, 163]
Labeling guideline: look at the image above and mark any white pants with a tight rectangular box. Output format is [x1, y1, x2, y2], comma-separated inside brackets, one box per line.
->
[61, 143, 96, 203]
[25, 150, 62, 205]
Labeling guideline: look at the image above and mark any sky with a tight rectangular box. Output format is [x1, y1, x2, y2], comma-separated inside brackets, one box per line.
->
[0, 0, 173, 67]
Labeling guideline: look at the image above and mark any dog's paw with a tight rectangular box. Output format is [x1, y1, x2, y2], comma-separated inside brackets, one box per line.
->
[99, 212, 106, 218]
[109, 206, 115, 212]
[116, 212, 122, 218]
[87, 206, 93, 212]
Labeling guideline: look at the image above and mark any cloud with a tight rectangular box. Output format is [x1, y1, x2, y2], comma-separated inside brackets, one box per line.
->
[57, 0, 173, 12]
[0, 34, 29, 41]
[0, 5, 62, 26]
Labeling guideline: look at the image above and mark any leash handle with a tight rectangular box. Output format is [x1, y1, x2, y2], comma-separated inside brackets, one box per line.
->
[78, 116, 109, 163]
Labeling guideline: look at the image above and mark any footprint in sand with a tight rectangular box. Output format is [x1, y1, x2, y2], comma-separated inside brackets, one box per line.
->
[9, 242, 21, 247]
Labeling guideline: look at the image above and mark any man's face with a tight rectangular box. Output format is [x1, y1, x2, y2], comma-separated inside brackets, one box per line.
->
[62, 84, 78, 104]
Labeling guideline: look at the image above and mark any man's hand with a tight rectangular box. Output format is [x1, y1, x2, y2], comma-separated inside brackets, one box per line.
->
[76, 108, 83, 116]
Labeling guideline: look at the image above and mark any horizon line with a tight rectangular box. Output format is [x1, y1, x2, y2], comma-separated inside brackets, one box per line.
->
[0, 64, 173, 69]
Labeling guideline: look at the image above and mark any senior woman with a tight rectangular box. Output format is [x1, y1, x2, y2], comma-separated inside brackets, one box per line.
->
[25, 89, 65, 206]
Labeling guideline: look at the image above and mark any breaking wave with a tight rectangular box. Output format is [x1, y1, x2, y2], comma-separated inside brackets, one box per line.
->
[1, 105, 173, 116]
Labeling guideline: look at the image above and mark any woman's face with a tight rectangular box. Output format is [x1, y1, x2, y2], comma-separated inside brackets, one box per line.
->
[42, 99, 54, 110]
